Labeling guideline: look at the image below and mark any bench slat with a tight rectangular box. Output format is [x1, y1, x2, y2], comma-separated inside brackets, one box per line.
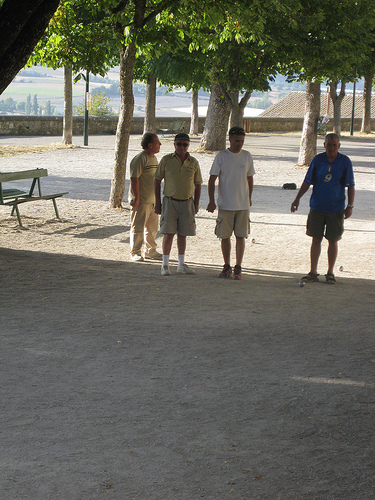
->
[0, 169, 48, 182]
[4, 193, 68, 206]
[1, 188, 29, 199]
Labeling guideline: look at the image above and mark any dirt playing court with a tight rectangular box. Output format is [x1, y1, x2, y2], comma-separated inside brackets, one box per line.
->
[1, 133, 374, 499]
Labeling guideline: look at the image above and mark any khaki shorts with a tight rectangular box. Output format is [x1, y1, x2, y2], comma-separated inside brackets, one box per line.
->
[160, 196, 196, 236]
[306, 209, 344, 242]
[215, 209, 250, 239]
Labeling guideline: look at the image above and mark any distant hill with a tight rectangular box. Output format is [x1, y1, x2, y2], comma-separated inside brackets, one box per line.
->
[2, 66, 365, 117]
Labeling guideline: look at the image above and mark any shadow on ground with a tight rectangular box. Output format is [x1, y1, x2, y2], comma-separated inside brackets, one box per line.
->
[1, 248, 374, 499]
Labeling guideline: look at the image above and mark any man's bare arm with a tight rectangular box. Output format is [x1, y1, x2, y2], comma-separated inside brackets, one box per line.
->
[207, 174, 218, 212]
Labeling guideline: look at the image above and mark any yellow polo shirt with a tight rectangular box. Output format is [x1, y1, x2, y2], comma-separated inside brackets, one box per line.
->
[155, 152, 203, 199]
[128, 150, 158, 204]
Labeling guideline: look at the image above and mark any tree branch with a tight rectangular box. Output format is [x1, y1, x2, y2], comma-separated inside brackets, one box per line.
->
[110, 0, 131, 15]
[142, 0, 177, 27]
[0, 0, 60, 95]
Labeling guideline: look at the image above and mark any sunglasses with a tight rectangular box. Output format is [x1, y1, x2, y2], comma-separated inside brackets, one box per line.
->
[175, 142, 189, 147]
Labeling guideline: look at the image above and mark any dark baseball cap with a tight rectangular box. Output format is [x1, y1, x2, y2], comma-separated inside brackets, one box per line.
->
[174, 133, 190, 142]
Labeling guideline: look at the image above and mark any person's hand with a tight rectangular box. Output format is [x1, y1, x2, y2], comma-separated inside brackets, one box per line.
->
[291, 199, 299, 212]
[344, 206, 353, 219]
[130, 198, 139, 208]
[194, 203, 200, 215]
[154, 200, 162, 215]
[207, 200, 216, 213]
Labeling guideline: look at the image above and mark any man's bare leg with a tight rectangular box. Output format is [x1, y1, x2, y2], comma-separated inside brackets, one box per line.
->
[235, 236, 245, 267]
[177, 234, 187, 256]
[310, 236, 323, 275]
[162, 234, 174, 256]
[221, 238, 231, 266]
[327, 240, 338, 275]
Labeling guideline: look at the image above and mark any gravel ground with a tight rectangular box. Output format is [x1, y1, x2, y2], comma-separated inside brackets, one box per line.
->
[0, 133, 374, 499]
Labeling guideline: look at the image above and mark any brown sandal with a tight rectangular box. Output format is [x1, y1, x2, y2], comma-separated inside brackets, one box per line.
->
[325, 273, 337, 284]
[301, 272, 319, 283]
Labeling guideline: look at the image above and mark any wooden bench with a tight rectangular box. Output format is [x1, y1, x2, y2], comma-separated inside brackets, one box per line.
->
[0, 168, 68, 227]
[157, 120, 187, 137]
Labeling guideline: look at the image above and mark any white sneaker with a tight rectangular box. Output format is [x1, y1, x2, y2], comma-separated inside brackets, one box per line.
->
[161, 265, 171, 276]
[176, 264, 195, 275]
[131, 254, 144, 262]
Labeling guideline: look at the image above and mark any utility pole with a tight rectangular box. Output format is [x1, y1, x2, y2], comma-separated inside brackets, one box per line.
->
[350, 79, 356, 136]
[84, 70, 90, 146]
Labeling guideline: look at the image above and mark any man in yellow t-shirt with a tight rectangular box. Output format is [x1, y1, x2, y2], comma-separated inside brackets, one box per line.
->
[154, 133, 202, 276]
[129, 133, 162, 261]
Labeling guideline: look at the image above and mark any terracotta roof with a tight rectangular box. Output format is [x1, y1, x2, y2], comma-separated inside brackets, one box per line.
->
[260, 91, 375, 118]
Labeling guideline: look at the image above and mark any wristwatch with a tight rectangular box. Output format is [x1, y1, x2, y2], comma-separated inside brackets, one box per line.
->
[347, 204, 354, 209]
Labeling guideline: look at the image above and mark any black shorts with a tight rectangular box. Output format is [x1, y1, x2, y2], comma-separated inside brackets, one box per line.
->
[306, 209, 344, 242]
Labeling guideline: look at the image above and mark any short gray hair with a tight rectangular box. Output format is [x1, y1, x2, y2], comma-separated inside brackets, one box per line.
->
[325, 132, 339, 142]
[141, 133, 156, 150]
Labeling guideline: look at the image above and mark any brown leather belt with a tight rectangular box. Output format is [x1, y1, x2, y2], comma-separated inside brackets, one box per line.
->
[170, 197, 192, 202]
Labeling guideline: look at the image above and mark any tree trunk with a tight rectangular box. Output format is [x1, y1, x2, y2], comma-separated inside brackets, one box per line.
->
[229, 90, 240, 128]
[221, 87, 251, 128]
[62, 65, 73, 145]
[144, 75, 156, 134]
[200, 83, 230, 151]
[297, 82, 321, 167]
[238, 91, 251, 127]
[190, 89, 199, 135]
[361, 72, 373, 133]
[330, 81, 345, 136]
[109, 43, 137, 208]
[0, 0, 60, 95]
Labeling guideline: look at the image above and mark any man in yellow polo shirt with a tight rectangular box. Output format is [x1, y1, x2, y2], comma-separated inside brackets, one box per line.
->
[154, 133, 202, 276]
[129, 133, 162, 261]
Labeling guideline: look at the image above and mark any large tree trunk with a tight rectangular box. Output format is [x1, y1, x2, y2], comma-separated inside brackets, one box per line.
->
[238, 91, 251, 127]
[228, 90, 240, 128]
[220, 86, 251, 128]
[143, 75, 156, 134]
[62, 65, 73, 145]
[0, 0, 60, 95]
[200, 83, 230, 151]
[330, 81, 345, 136]
[189, 89, 199, 135]
[361, 72, 373, 133]
[297, 82, 320, 167]
[109, 43, 137, 208]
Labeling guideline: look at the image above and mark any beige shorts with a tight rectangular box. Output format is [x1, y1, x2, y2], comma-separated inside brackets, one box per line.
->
[160, 196, 196, 236]
[215, 209, 250, 239]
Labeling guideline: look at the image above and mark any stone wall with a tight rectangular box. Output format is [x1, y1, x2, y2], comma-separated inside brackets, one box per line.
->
[0, 115, 368, 136]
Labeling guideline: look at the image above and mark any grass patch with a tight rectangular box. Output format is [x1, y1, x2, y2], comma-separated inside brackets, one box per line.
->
[0, 143, 76, 157]
[2, 86, 64, 98]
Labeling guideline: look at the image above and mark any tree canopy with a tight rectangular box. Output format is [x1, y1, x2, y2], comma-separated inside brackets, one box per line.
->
[281, 0, 375, 84]
[29, 0, 119, 80]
